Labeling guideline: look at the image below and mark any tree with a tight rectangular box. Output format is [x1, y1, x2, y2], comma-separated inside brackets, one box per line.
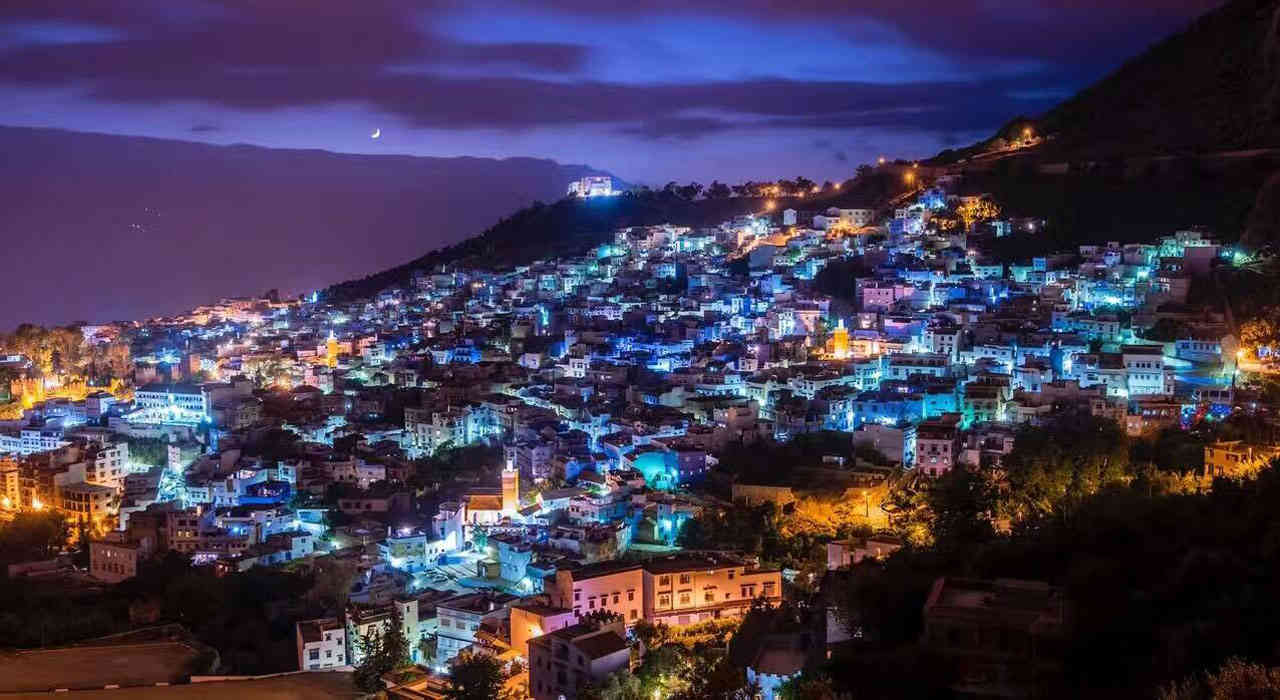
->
[352, 629, 386, 693]
[676, 182, 704, 201]
[352, 605, 411, 693]
[384, 602, 412, 670]
[1001, 412, 1130, 520]
[128, 437, 170, 467]
[446, 650, 505, 700]
[927, 468, 998, 551]
[630, 619, 670, 650]
[0, 510, 71, 568]
[956, 197, 1001, 231]
[705, 181, 731, 199]
[594, 670, 645, 700]
[777, 673, 838, 699]
[1160, 657, 1280, 699]
[1240, 315, 1279, 358]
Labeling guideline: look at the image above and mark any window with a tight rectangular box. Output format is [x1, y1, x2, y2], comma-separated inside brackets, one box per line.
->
[309, 649, 320, 660]
[679, 574, 692, 584]
[659, 576, 670, 586]
[630, 609, 637, 620]
[679, 593, 691, 605]
[627, 590, 635, 601]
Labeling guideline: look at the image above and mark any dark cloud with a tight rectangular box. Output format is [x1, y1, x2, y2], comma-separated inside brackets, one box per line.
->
[189, 123, 219, 133]
[619, 116, 736, 140]
[832, 150, 848, 162]
[0, 0, 1219, 144]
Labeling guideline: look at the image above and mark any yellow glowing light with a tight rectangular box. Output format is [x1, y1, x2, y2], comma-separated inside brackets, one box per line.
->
[1, 496, 11, 510]
[877, 156, 886, 165]
[811, 185, 820, 193]
[765, 200, 776, 211]
[834, 182, 841, 190]
[31, 496, 44, 511]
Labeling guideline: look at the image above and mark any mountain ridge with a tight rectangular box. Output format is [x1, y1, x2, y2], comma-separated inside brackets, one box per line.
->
[937, 0, 1280, 164]
[0, 125, 616, 330]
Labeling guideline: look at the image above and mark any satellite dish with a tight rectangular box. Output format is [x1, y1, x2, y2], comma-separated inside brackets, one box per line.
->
[371, 128, 381, 139]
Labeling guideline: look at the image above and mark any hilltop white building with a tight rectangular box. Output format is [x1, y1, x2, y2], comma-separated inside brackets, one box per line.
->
[568, 176, 615, 198]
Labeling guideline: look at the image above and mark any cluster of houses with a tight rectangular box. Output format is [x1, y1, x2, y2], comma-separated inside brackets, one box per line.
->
[2, 170, 1277, 698]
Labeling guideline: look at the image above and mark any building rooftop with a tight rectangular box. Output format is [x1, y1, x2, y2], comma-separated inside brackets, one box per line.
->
[297, 618, 344, 644]
[562, 559, 643, 581]
[571, 629, 629, 660]
[924, 577, 1064, 633]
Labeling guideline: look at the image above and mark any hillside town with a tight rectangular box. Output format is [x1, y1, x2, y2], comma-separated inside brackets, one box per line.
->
[1, 168, 1278, 699]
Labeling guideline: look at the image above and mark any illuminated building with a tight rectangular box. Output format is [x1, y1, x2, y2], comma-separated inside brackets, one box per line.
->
[502, 462, 519, 514]
[132, 382, 209, 424]
[566, 176, 615, 198]
[1204, 441, 1280, 479]
[528, 619, 630, 700]
[642, 554, 782, 627]
[832, 318, 850, 359]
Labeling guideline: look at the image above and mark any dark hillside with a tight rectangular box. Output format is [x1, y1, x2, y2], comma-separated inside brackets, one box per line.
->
[1038, 0, 1280, 158]
[324, 171, 911, 300]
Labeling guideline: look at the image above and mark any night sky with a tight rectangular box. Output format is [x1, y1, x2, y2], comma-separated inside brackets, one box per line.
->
[1, 1, 1220, 184]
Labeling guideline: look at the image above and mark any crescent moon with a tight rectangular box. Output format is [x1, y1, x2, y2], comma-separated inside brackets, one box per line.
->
[371, 128, 381, 139]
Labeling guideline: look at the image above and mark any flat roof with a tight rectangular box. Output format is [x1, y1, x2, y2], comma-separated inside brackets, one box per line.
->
[0, 642, 200, 693]
[572, 629, 629, 660]
[641, 554, 752, 575]
[563, 560, 643, 581]
[3, 672, 358, 699]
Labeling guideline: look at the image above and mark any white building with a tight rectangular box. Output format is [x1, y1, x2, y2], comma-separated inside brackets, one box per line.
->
[567, 176, 615, 198]
[296, 618, 348, 671]
[131, 382, 209, 425]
